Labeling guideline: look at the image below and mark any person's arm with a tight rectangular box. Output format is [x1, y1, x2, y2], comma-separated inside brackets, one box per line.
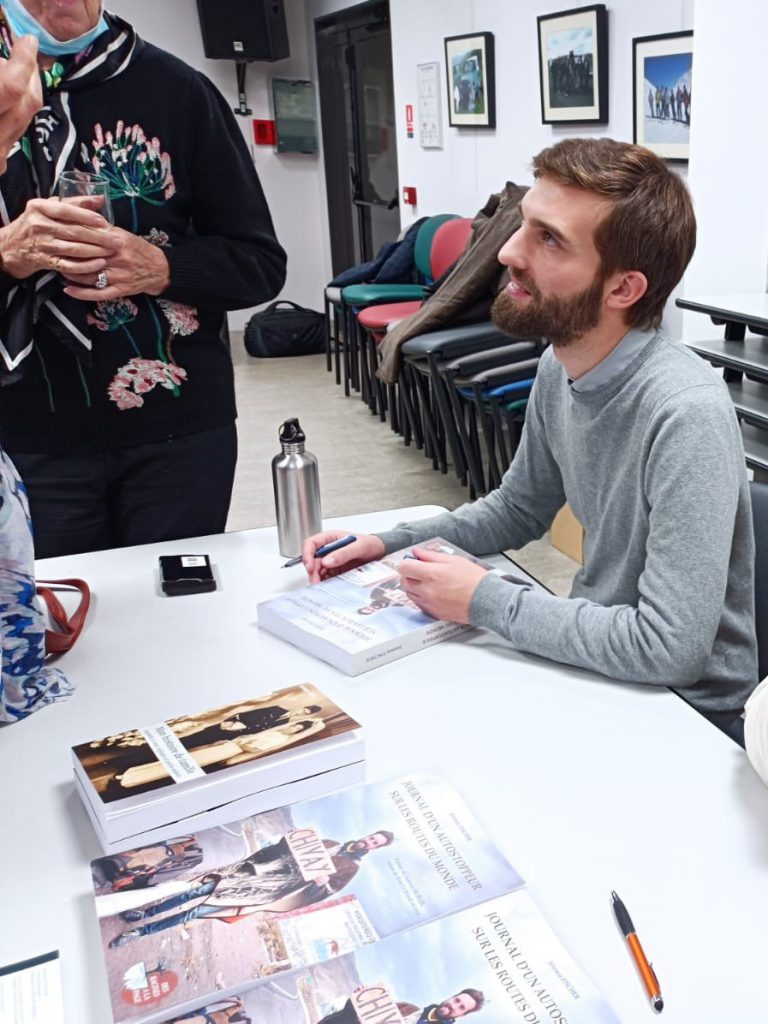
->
[0, 35, 42, 174]
[303, 360, 566, 583]
[375, 364, 567, 555]
[156, 72, 286, 310]
[469, 389, 747, 687]
[63, 72, 286, 307]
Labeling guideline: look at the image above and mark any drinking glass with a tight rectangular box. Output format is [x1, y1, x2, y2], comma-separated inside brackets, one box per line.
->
[57, 170, 114, 224]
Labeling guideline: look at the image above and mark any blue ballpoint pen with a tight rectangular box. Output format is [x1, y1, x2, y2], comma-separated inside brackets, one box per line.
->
[281, 534, 357, 568]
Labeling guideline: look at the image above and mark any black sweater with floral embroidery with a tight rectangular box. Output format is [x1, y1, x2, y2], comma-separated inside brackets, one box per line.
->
[0, 40, 286, 452]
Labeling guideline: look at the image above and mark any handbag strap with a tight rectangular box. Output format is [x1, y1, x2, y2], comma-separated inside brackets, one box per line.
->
[264, 300, 306, 313]
[36, 578, 91, 655]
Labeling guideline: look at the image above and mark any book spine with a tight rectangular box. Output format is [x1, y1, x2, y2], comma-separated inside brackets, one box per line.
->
[351, 620, 472, 674]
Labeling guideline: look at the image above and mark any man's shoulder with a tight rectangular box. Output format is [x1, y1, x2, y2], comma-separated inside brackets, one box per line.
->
[640, 334, 732, 409]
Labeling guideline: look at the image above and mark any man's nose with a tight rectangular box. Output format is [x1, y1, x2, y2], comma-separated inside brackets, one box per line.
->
[498, 226, 526, 269]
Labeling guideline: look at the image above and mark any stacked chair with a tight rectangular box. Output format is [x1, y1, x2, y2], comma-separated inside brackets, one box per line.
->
[331, 214, 459, 402]
[357, 216, 474, 423]
[323, 209, 546, 499]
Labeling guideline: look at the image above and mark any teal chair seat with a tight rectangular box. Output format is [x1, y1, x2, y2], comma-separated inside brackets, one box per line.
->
[341, 283, 427, 305]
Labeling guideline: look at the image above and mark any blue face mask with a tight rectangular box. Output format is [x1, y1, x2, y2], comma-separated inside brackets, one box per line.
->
[2, 0, 108, 56]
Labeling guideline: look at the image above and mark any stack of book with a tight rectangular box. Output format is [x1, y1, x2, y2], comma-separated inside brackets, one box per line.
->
[72, 683, 364, 853]
[257, 538, 542, 674]
[89, 774, 618, 1024]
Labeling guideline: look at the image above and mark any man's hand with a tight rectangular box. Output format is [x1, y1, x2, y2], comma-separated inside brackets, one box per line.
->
[302, 530, 385, 584]
[312, 873, 330, 887]
[0, 35, 42, 175]
[0, 196, 121, 279]
[398, 547, 489, 623]
[63, 227, 171, 300]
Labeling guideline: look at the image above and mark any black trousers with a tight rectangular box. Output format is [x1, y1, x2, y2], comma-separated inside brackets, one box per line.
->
[9, 423, 237, 559]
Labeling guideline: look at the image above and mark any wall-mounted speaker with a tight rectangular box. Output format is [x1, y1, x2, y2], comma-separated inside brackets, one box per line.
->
[196, 0, 290, 62]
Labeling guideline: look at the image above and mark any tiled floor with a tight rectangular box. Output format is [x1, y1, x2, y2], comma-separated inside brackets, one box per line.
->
[227, 339, 579, 596]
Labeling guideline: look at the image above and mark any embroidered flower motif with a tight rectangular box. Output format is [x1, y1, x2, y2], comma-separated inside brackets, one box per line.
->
[86, 299, 139, 332]
[143, 228, 171, 248]
[157, 300, 199, 337]
[107, 358, 187, 411]
[82, 121, 176, 231]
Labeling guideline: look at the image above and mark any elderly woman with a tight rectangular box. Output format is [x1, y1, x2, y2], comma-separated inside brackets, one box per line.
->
[0, 0, 286, 557]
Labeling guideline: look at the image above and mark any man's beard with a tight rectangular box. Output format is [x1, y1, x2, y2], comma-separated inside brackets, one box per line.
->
[491, 271, 605, 348]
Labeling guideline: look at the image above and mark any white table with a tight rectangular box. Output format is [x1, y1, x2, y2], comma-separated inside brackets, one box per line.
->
[1, 506, 766, 1024]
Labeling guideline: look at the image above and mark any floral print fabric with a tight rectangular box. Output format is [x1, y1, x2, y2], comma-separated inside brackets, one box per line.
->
[0, 450, 73, 723]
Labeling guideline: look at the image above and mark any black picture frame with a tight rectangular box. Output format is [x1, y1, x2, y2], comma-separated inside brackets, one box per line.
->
[537, 4, 608, 124]
[632, 31, 693, 162]
[444, 32, 496, 128]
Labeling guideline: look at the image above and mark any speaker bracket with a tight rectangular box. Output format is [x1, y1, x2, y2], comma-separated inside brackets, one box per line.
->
[234, 61, 252, 117]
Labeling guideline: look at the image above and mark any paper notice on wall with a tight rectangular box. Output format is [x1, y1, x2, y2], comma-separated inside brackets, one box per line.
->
[417, 61, 443, 148]
[0, 952, 63, 1024]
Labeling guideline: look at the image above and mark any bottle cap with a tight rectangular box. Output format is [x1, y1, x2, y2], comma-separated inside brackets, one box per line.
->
[279, 418, 306, 444]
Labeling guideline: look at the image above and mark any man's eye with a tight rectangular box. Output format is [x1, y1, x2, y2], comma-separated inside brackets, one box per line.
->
[541, 230, 558, 246]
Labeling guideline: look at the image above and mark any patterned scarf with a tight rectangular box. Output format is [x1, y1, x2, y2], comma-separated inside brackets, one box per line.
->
[0, 11, 142, 382]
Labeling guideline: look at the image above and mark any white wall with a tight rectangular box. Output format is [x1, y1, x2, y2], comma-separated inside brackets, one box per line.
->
[108, 0, 324, 329]
[108, 1, 768, 344]
[388, 0, 693, 336]
[682, 0, 768, 340]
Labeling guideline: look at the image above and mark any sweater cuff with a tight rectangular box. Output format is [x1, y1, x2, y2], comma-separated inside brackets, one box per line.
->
[373, 528, 419, 555]
[163, 246, 208, 299]
[469, 570, 528, 635]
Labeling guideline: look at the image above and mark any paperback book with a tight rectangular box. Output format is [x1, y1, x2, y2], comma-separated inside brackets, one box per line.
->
[158, 889, 620, 1024]
[91, 774, 524, 1024]
[73, 683, 364, 852]
[257, 539, 539, 675]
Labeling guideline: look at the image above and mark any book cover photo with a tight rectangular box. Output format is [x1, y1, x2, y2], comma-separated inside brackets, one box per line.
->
[257, 539, 534, 675]
[74, 683, 360, 805]
[91, 775, 524, 1024]
[158, 890, 619, 1024]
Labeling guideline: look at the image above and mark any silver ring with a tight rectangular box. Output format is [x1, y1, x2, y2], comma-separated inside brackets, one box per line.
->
[95, 270, 108, 290]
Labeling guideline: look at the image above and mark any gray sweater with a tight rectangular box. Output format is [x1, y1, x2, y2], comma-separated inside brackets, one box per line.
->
[378, 330, 757, 715]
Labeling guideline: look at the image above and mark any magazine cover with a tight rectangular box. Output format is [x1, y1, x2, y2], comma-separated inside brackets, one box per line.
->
[74, 684, 360, 804]
[257, 539, 511, 675]
[91, 775, 524, 1024]
[159, 890, 619, 1024]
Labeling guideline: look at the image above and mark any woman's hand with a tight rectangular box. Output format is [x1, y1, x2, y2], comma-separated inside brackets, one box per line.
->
[302, 530, 385, 584]
[0, 195, 122, 279]
[0, 36, 43, 174]
[63, 227, 171, 301]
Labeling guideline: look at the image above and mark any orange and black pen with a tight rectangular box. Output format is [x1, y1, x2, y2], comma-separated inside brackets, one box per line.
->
[611, 890, 663, 1013]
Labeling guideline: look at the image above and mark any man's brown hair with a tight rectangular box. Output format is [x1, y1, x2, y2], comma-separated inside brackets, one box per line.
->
[458, 989, 485, 1013]
[532, 137, 696, 329]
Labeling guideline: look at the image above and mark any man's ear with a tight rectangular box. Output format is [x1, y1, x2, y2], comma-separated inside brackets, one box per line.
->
[604, 270, 648, 312]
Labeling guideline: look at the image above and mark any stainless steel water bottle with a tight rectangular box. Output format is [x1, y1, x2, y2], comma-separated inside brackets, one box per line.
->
[272, 418, 322, 558]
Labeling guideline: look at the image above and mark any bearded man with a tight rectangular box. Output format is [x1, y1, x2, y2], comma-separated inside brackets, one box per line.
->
[300, 137, 756, 742]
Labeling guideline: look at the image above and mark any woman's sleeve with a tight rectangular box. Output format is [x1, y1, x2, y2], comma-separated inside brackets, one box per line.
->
[161, 73, 287, 311]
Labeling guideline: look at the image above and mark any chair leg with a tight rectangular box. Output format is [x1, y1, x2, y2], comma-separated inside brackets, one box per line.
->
[399, 364, 422, 449]
[323, 293, 333, 373]
[446, 382, 486, 496]
[473, 383, 504, 490]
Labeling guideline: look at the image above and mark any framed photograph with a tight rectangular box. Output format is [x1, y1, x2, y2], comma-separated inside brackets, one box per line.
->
[633, 31, 693, 162]
[537, 4, 608, 123]
[444, 32, 495, 128]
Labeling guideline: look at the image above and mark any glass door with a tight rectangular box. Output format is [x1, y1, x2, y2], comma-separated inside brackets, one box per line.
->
[316, 1, 400, 275]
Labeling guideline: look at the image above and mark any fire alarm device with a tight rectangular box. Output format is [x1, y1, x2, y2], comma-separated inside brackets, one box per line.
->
[253, 119, 277, 145]
[402, 186, 417, 206]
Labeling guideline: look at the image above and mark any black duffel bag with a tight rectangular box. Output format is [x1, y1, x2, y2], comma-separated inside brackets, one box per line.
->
[244, 300, 325, 358]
